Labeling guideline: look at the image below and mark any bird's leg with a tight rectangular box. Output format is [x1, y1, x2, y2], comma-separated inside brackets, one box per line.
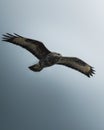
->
[28, 63, 43, 72]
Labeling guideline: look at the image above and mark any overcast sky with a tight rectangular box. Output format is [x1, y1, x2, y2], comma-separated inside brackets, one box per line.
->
[0, 0, 104, 130]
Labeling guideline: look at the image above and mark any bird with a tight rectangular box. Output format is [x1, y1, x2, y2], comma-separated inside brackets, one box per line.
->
[2, 33, 95, 77]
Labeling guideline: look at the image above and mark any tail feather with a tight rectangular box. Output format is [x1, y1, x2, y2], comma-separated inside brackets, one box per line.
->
[28, 64, 43, 72]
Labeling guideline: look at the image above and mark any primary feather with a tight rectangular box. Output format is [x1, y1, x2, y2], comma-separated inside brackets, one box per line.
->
[2, 33, 50, 59]
[57, 57, 95, 77]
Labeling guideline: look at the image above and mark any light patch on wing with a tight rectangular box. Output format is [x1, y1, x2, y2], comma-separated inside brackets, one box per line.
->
[79, 64, 91, 74]
[13, 37, 27, 46]
[85, 65, 91, 73]
[26, 42, 37, 52]
[69, 61, 90, 73]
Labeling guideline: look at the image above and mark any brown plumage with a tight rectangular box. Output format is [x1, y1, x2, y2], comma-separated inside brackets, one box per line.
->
[2, 33, 95, 77]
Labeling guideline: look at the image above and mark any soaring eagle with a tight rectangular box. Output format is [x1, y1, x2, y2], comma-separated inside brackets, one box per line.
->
[2, 33, 95, 77]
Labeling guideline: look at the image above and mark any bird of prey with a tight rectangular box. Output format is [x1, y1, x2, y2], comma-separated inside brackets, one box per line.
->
[2, 33, 95, 77]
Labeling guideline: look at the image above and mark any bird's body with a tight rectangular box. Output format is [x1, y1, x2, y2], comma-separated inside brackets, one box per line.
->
[2, 33, 95, 77]
[29, 52, 62, 71]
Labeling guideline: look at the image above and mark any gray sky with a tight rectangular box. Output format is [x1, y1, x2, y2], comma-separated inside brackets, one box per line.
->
[0, 0, 104, 130]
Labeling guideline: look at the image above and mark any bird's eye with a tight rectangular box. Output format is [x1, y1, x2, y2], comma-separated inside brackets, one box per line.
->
[58, 53, 61, 56]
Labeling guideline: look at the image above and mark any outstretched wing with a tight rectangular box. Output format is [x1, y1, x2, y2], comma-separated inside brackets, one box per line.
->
[2, 33, 51, 59]
[57, 57, 95, 77]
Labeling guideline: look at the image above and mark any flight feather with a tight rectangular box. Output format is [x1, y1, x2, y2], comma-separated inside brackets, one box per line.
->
[2, 33, 50, 59]
[57, 57, 95, 77]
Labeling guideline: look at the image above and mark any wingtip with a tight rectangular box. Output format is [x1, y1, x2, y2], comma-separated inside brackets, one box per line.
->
[87, 67, 95, 78]
[2, 33, 21, 38]
[2, 33, 21, 42]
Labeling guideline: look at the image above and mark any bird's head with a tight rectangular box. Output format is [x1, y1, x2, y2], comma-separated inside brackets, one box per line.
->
[51, 52, 62, 57]
[44, 52, 62, 66]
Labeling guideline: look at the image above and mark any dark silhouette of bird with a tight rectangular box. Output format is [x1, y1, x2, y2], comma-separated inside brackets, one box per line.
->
[2, 33, 95, 77]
